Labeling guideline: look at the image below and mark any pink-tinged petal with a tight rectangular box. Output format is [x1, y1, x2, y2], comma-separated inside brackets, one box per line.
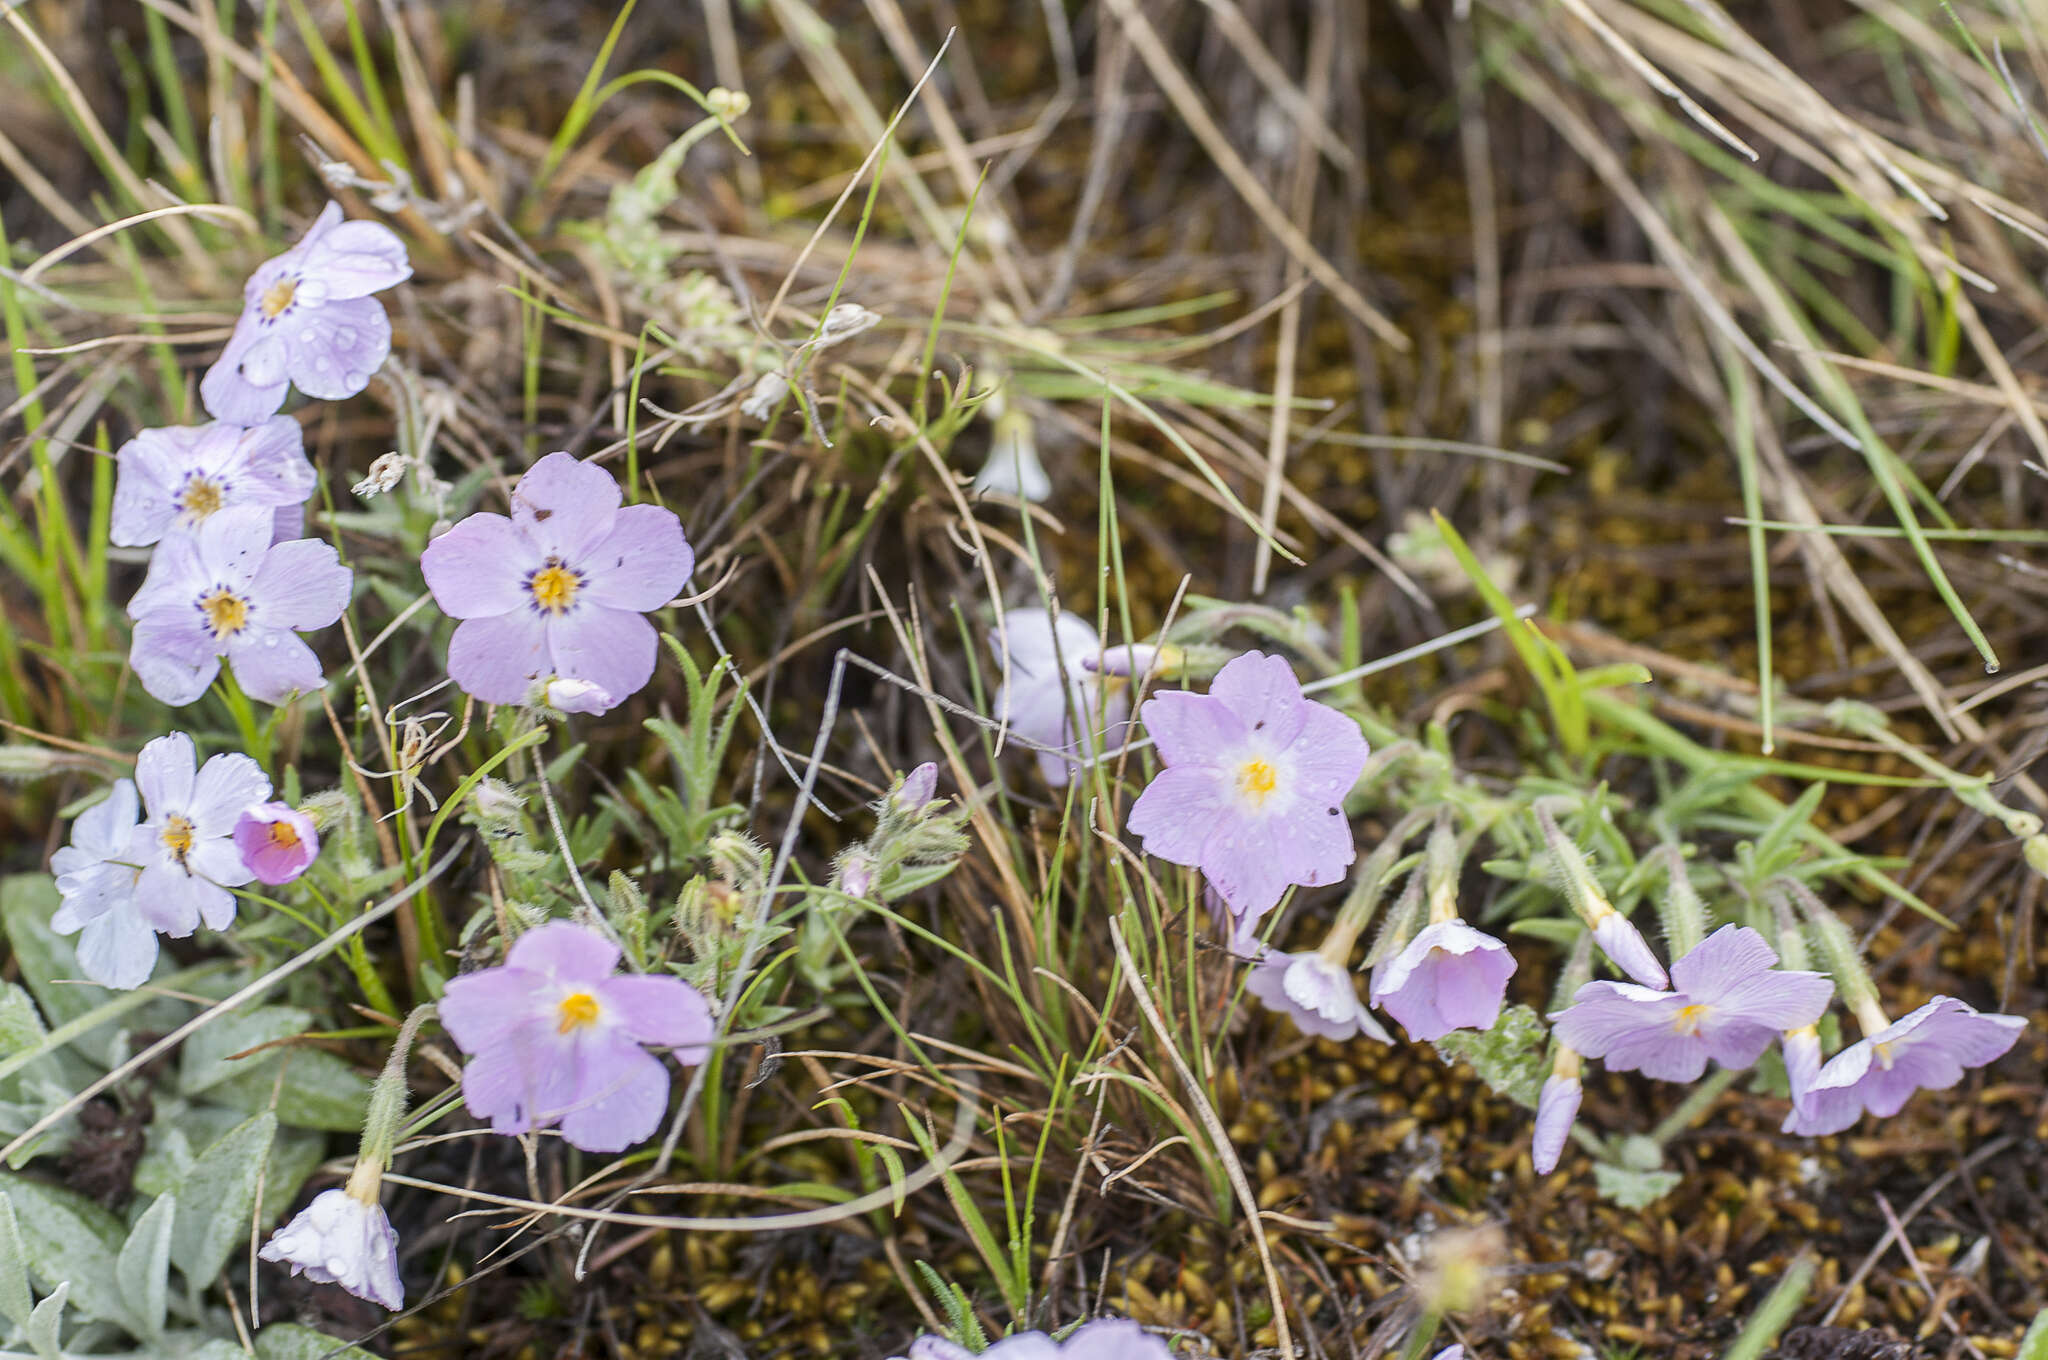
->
[1126, 765, 1231, 866]
[1207, 652, 1309, 747]
[1782, 1076, 1866, 1137]
[980, 1337, 1062, 1360]
[547, 606, 659, 708]
[1373, 921, 1515, 1041]
[506, 920, 622, 982]
[1138, 691, 1244, 769]
[1245, 951, 1389, 1043]
[439, 964, 549, 1053]
[190, 751, 272, 831]
[460, 1019, 577, 1135]
[1668, 924, 1778, 1001]
[304, 219, 412, 298]
[511, 453, 621, 562]
[1592, 914, 1668, 989]
[225, 628, 325, 704]
[250, 537, 351, 629]
[1532, 1073, 1581, 1174]
[1603, 1024, 1709, 1083]
[131, 612, 224, 707]
[135, 733, 198, 814]
[234, 803, 320, 884]
[578, 504, 694, 611]
[1235, 800, 1356, 895]
[559, 1036, 669, 1153]
[71, 905, 160, 991]
[1890, 996, 2027, 1068]
[1201, 842, 1295, 924]
[280, 296, 391, 400]
[201, 323, 290, 424]
[1695, 1020, 1778, 1074]
[420, 513, 541, 618]
[599, 973, 715, 1060]
[447, 610, 551, 705]
[1281, 702, 1369, 802]
[128, 532, 207, 619]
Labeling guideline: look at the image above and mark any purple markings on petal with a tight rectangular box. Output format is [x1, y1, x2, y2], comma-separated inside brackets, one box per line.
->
[1370, 920, 1516, 1042]
[1783, 996, 2024, 1136]
[1532, 1072, 1581, 1175]
[1126, 651, 1366, 937]
[1244, 949, 1391, 1044]
[1552, 926, 1832, 1084]
[422, 454, 693, 714]
[112, 417, 316, 547]
[259, 1187, 404, 1310]
[126, 506, 351, 706]
[439, 921, 716, 1153]
[234, 801, 320, 884]
[202, 202, 410, 423]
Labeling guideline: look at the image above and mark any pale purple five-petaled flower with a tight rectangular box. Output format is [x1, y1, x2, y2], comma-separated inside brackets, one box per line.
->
[1550, 926, 1832, 1083]
[1783, 996, 2023, 1136]
[420, 453, 694, 714]
[259, 1185, 403, 1310]
[438, 922, 715, 1153]
[202, 202, 411, 425]
[898, 1319, 1170, 1360]
[49, 778, 153, 990]
[234, 801, 320, 885]
[111, 417, 317, 547]
[126, 505, 352, 706]
[52, 733, 271, 990]
[1370, 920, 1517, 1042]
[1127, 651, 1366, 951]
[1245, 949, 1391, 1043]
[990, 608, 1129, 787]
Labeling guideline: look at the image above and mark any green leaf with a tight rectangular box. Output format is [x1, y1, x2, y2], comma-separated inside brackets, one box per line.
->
[2018, 1307, 2048, 1360]
[24, 1280, 65, 1360]
[170, 1112, 274, 1287]
[178, 1006, 367, 1131]
[0, 1192, 35, 1329]
[0, 1174, 124, 1324]
[115, 1193, 174, 1340]
[255, 1320, 382, 1360]
[1592, 1161, 1682, 1210]
[1430, 1005, 1548, 1108]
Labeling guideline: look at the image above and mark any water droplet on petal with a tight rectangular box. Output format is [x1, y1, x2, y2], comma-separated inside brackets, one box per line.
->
[344, 369, 366, 387]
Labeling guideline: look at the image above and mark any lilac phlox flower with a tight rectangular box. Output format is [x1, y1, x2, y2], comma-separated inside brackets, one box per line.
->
[1531, 1052, 1582, 1176]
[1783, 996, 2024, 1136]
[1369, 919, 1516, 1042]
[420, 453, 694, 714]
[1432, 1349, 1467, 1360]
[48, 779, 157, 990]
[438, 922, 715, 1153]
[259, 1185, 403, 1310]
[234, 801, 320, 885]
[901, 1319, 1170, 1360]
[1550, 925, 1832, 1083]
[1127, 651, 1366, 946]
[126, 505, 352, 706]
[110, 733, 272, 959]
[112, 417, 317, 547]
[202, 202, 411, 424]
[990, 608, 1128, 787]
[1245, 948, 1391, 1043]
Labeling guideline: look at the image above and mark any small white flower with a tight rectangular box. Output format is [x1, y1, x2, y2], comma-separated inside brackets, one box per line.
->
[260, 1185, 403, 1310]
[741, 372, 790, 422]
[49, 779, 156, 991]
[973, 409, 1050, 503]
[541, 676, 613, 715]
[816, 302, 880, 348]
[1244, 949, 1391, 1043]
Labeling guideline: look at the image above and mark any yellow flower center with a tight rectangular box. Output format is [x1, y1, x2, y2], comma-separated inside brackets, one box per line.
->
[268, 821, 301, 850]
[527, 560, 582, 615]
[1236, 758, 1278, 805]
[1873, 1040, 1895, 1070]
[1671, 1003, 1708, 1036]
[180, 476, 225, 521]
[261, 278, 297, 319]
[160, 814, 195, 863]
[199, 587, 250, 639]
[557, 991, 601, 1033]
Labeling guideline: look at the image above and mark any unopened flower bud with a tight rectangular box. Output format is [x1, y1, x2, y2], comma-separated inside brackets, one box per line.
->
[704, 87, 751, 120]
[1592, 912, 1669, 990]
[540, 676, 612, 715]
[816, 302, 880, 348]
[972, 407, 1049, 503]
[893, 762, 938, 814]
[741, 371, 789, 422]
[1532, 1048, 1583, 1175]
[837, 850, 876, 899]
[1782, 1025, 1821, 1101]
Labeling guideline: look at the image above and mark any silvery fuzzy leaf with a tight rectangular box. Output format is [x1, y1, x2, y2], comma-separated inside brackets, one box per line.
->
[114, 1193, 174, 1341]
[169, 1113, 274, 1288]
[0, 1174, 124, 1324]
[0, 1192, 33, 1330]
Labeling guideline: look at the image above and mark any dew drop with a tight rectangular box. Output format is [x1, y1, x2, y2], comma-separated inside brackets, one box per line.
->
[344, 369, 367, 387]
[334, 328, 354, 346]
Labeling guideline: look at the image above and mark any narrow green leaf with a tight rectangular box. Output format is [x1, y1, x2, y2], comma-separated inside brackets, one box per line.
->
[115, 1193, 175, 1340]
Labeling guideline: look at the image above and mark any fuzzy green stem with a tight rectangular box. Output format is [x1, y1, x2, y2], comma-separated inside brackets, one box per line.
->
[1649, 1065, 1742, 1148]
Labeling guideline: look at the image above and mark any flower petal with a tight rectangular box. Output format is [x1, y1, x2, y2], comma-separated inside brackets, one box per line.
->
[225, 628, 326, 704]
[251, 537, 352, 630]
[1138, 691, 1245, 769]
[1126, 765, 1229, 866]
[201, 322, 290, 424]
[190, 752, 272, 832]
[281, 296, 391, 400]
[73, 904, 160, 991]
[559, 1036, 669, 1153]
[1668, 924, 1778, 1001]
[1207, 651, 1309, 747]
[577, 504, 694, 612]
[135, 733, 197, 815]
[304, 218, 412, 298]
[599, 973, 715, 1061]
[511, 453, 621, 562]
[507, 921, 622, 981]
[447, 610, 550, 705]
[1282, 701, 1369, 802]
[547, 606, 659, 708]
[420, 513, 541, 619]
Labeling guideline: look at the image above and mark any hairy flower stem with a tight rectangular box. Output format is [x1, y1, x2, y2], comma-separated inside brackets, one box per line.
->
[1648, 1064, 1743, 1149]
